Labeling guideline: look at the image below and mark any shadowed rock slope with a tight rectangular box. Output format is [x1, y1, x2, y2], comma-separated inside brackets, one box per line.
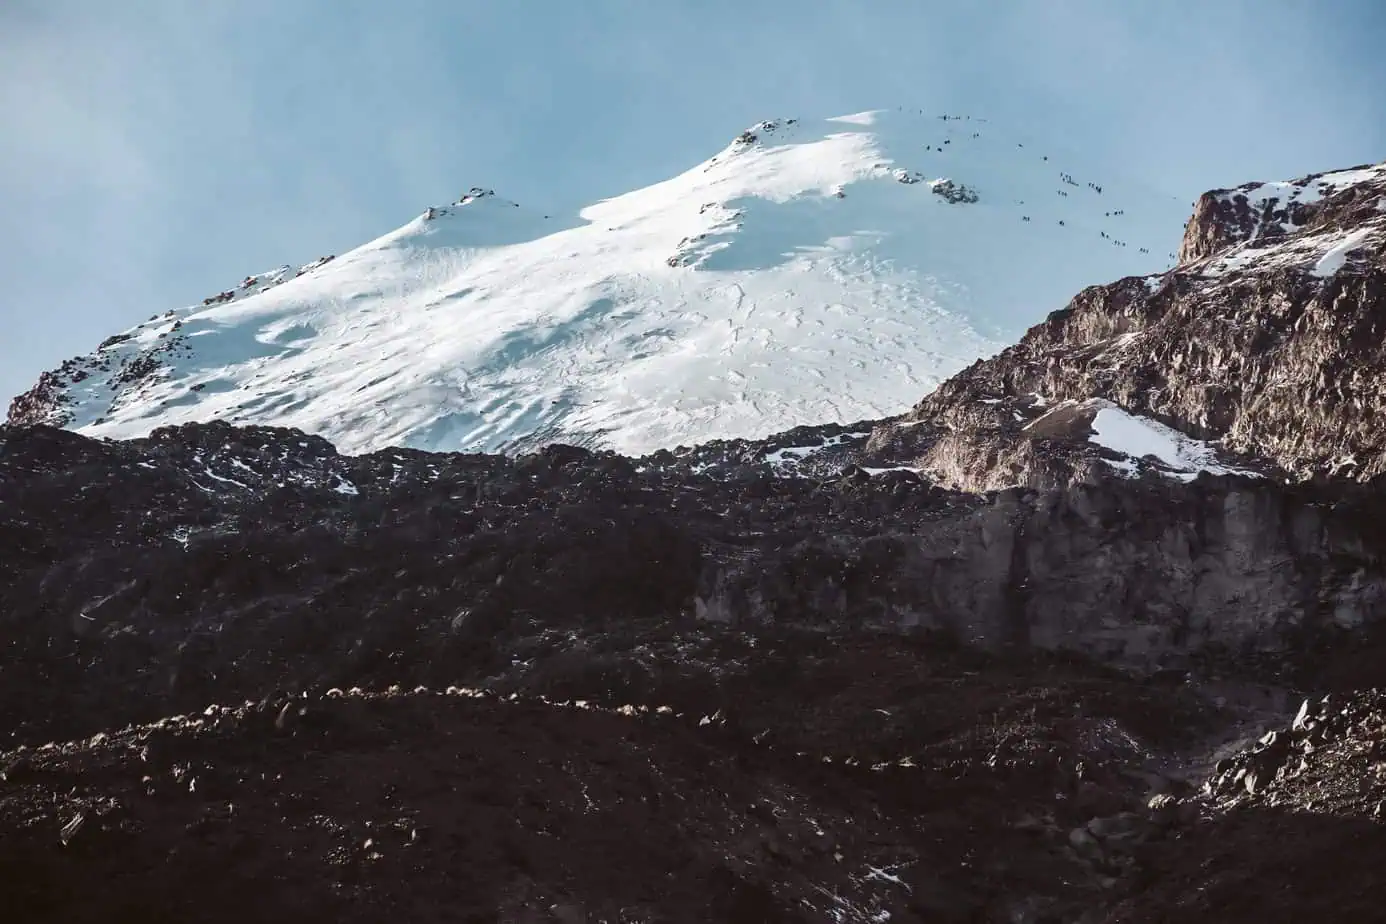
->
[3, 421, 1386, 747]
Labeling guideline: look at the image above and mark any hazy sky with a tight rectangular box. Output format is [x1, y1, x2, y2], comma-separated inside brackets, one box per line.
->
[2, 0, 1383, 404]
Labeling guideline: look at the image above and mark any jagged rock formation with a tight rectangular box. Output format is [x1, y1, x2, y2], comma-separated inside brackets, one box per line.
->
[1100, 688, 1386, 923]
[1177, 163, 1384, 263]
[862, 161, 1386, 490]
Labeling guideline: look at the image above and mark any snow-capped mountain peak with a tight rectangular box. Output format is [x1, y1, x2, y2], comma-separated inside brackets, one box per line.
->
[9, 108, 1187, 455]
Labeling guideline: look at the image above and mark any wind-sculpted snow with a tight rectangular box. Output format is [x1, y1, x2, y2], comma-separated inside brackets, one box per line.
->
[9, 110, 1185, 455]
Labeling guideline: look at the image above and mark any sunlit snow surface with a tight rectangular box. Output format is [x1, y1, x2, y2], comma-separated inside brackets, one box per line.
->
[63, 110, 1188, 455]
[1087, 401, 1257, 481]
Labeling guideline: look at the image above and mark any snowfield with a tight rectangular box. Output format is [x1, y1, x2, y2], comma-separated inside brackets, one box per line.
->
[22, 110, 1187, 455]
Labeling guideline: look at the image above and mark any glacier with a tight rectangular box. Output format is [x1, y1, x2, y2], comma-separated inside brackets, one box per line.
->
[15, 109, 1189, 455]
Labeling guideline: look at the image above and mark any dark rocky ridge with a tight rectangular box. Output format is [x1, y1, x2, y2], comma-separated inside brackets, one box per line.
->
[0, 650, 1228, 924]
[862, 160, 1386, 490]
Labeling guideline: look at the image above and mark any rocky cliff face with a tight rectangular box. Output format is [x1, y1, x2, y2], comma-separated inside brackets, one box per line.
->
[859, 161, 1386, 491]
[1177, 163, 1383, 263]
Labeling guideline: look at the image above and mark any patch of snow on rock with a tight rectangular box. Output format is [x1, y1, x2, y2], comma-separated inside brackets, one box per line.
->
[1087, 401, 1255, 481]
[1311, 227, 1374, 278]
[764, 431, 869, 466]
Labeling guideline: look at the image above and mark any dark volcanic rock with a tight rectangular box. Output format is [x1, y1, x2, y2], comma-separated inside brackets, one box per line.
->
[0, 672, 1208, 924]
[1101, 689, 1386, 924]
[4, 420, 1386, 748]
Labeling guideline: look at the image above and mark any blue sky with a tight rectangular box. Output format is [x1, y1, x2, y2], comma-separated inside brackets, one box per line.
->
[2, 0, 1383, 404]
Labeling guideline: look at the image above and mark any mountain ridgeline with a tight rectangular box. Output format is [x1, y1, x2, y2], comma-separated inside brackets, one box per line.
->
[7, 110, 1187, 456]
[4, 119, 1386, 922]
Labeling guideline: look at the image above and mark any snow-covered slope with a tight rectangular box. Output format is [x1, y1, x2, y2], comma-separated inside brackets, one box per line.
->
[10, 109, 1188, 455]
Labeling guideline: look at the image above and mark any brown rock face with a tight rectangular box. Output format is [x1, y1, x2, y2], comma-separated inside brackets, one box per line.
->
[1177, 163, 1384, 265]
[6, 370, 72, 428]
[1177, 190, 1249, 264]
[864, 160, 1386, 490]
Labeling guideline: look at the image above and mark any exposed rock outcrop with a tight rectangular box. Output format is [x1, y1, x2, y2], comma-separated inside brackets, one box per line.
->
[862, 160, 1386, 489]
[1100, 688, 1386, 923]
[4, 417, 1386, 922]
[1178, 163, 1384, 264]
[6, 256, 339, 430]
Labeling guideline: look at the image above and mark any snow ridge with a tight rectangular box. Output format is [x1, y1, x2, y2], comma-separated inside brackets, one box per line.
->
[11, 109, 1187, 456]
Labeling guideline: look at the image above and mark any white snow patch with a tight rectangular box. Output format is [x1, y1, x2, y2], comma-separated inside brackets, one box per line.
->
[861, 465, 923, 476]
[331, 476, 360, 496]
[864, 865, 912, 892]
[764, 430, 869, 465]
[1311, 227, 1374, 278]
[1201, 247, 1264, 278]
[1201, 220, 1379, 283]
[198, 467, 248, 489]
[1086, 400, 1255, 480]
[1227, 165, 1385, 213]
[1214, 163, 1386, 244]
[1310, 164, 1386, 196]
[189, 455, 249, 489]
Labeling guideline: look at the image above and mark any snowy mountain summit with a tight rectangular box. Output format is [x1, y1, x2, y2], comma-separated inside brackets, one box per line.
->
[9, 109, 1187, 455]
